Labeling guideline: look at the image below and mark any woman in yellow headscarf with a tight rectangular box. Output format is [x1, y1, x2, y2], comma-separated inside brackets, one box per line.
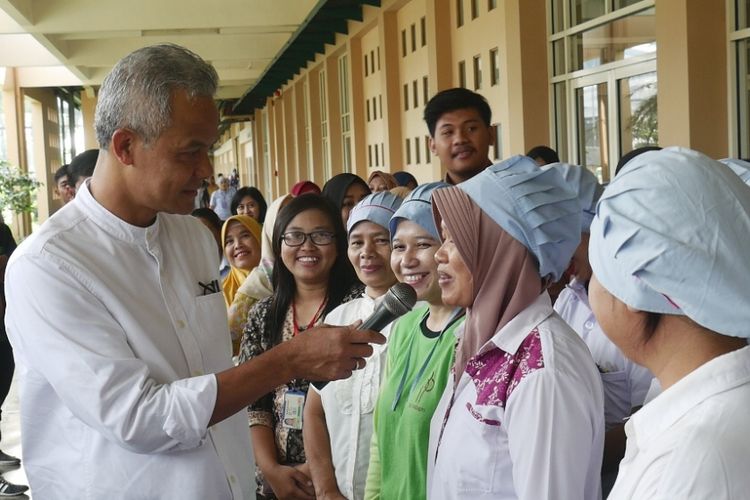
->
[221, 215, 262, 354]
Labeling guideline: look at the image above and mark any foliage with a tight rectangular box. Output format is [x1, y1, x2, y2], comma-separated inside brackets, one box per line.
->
[0, 159, 41, 214]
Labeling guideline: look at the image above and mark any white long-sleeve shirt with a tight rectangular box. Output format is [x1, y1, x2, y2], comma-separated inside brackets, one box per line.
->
[4, 182, 255, 499]
[609, 346, 750, 500]
[555, 279, 653, 429]
[427, 293, 604, 500]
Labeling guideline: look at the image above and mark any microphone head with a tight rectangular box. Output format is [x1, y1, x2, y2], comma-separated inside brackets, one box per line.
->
[383, 282, 417, 316]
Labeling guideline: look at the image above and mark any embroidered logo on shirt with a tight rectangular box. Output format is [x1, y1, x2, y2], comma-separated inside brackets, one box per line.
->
[198, 279, 220, 296]
[466, 328, 544, 409]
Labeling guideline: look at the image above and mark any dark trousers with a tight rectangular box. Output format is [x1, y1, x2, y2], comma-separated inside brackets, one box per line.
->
[0, 339, 14, 439]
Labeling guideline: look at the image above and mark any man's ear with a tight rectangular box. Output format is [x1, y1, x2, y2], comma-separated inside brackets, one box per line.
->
[429, 136, 437, 155]
[110, 128, 138, 166]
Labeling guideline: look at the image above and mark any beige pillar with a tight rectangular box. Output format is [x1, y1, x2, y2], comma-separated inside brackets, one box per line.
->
[348, 36, 368, 181]
[325, 54, 343, 175]
[503, 0, 550, 156]
[379, 10, 405, 174]
[80, 88, 99, 150]
[425, 0, 453, 93]
[656, 0, 727, 158]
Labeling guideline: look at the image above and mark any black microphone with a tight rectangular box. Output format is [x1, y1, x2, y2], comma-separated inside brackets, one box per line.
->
[312, 283, 417, 390]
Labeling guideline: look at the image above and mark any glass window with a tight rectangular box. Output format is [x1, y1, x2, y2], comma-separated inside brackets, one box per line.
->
[488, 0, 497, 11]
[571, 8, 656, 72]
[375, 142, 380, 166]
[458, 60, 466, 88]
[614, 0, 645, 10]
[736, 39, 750, 157]
[490, 48, 500, 85]
[425, 135, 431, 161]
[493, 123, 502, 160]
[577, 82, 610, 182]
[411, 23, 417, 52]
[406, 138, 411, 165]
[551, 0, 565, 33]
[572, 0, 606, 26]
[423, 76, 429, 105]
[553, 82, 569, 162]
[421, 17, 427, 46]
[415, 135, 421, 163]
[404, 83, 409, 111]
[618, 71, 658, 156]
[457, 0, 464, 27]
[371, 50, 375, 74]
[368, 145, 373, 167]
[552, 39, 566, 75]
[377, 47, 381, 70]
[738, 0, 750, 29]
[364, 54, 369, 77]
[471, 0, 479, 20]
[401, 29, 407, 57]
[413, 80, 419, 109]
[473, 55, 482, 90]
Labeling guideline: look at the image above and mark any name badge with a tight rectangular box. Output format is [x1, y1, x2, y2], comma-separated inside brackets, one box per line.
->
[282, 390, 306, 430]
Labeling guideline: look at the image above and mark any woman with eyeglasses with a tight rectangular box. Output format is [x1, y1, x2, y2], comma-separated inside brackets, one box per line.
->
[238, 194, 363, 500]
[303, 192, 402, 500]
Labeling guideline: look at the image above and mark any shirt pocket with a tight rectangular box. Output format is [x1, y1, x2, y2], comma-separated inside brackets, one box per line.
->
[193, 293, 233, 367]
[455, 402, 504, 493]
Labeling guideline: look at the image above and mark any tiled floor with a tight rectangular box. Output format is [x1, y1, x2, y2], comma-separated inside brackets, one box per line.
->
[1, 376, 30, 499]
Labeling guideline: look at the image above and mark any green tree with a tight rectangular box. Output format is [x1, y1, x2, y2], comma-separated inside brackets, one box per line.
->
[0, 159, 41, 214]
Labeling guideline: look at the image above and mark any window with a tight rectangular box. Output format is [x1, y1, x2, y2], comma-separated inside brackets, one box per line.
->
[370, 50, 375, 74]
[471, 0, 479, 20]
[457, 0, 464, 27]
[364, 54, 369, 77]
[411, 23, 417, 52]
[380, 143, 384, 167]
[488, 0, 497, 10]
[401, 29, 407, 57]
[318, 70, 330, 178]
[368, 145, 373, 167]
[423, 76, 429, 105]
[618, 72, 658, 156]
[366, 99, 371, 122]
[375, 142, 380, 166]
[377, 47, 381, 70]
[473, 55, 482, 90]
[492, 124, 502, 160]
[458, 60, 466, 88]
[406, 138, 411, 164]
[425, 135, 431, 161]
[404, 84, 409, 111]
[413, 80, 419, 110]
[379, 95, 382, 118]
[490, 48, 499, 86]
[338, 55, 352, 173]
[420, 17, 427, 47]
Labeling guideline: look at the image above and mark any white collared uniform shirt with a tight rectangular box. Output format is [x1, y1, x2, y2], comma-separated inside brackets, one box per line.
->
[427, 293, 604, 500]
[609, 346, 750, 500]
[312, 294, 393, 500]
[4, 182, 255, 499]
[555, 279, 653, 428]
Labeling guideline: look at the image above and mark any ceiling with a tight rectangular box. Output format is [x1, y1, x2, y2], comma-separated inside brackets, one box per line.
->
[0, 0, 320, 100]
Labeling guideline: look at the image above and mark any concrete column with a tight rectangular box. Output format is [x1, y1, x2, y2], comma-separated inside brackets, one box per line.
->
[502, 0, 550, 156]
[348, 36, 368, 181]
[379, 10, 405, 174]
[80, 87, 99, 150]
[656, 0, 727, 158]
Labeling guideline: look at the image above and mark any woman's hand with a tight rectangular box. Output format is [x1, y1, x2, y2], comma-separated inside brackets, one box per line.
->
[266, 463, 316, 500]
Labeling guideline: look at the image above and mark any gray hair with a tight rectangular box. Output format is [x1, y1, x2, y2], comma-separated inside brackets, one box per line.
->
[94, 44, 218, 148]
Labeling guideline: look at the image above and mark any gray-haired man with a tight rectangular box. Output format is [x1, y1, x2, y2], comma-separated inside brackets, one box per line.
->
[4, 44, 383, 499]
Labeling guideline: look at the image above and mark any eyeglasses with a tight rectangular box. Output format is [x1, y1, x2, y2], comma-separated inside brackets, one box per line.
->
[281, 230, 335, 247]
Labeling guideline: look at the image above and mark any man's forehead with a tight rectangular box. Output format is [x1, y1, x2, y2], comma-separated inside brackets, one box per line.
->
[437, 109, 483, 128]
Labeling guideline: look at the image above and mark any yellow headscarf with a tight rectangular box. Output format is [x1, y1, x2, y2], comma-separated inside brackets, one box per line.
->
[221, 215, 262, 307]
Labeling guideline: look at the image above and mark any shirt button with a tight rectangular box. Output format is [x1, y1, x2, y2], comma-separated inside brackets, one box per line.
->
[176, 320, 186, 329]
[584, 321, 594, 330]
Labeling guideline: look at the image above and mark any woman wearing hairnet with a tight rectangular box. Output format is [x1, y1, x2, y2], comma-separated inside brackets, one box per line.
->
[427, 156, 604, 500]
[588, 147, 750, 498]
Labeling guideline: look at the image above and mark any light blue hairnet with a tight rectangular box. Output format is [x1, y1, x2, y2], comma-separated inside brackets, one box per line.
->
[719, 158, 750, 185]
[590, 147, 750, 338]
[347, 191, 403, 233]
[389, 182, 448, 241]
[542, 163, 603, 232]
[458, 155, 581, 281]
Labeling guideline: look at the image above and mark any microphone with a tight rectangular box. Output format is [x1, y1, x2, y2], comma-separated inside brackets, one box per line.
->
[312, 283, 417, 390]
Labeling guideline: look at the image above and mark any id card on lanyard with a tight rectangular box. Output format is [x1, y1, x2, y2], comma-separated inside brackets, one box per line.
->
[282, 390, 306, 430]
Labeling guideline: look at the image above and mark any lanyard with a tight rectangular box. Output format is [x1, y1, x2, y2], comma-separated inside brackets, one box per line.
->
[292, 298, 327, 336]
[391, 307, 464, 411]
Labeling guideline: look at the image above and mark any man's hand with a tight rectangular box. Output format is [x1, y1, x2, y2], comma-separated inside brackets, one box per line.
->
[286, 323, 386, 382]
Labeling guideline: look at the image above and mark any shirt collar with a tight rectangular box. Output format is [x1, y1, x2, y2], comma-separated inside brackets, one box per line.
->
[75, 179, 160, 246]
[477, 292, 553, 356]
[627, 345, 750, 450]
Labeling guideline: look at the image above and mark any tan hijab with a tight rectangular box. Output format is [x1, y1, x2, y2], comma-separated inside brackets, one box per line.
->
[432, 187, 542, 379]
